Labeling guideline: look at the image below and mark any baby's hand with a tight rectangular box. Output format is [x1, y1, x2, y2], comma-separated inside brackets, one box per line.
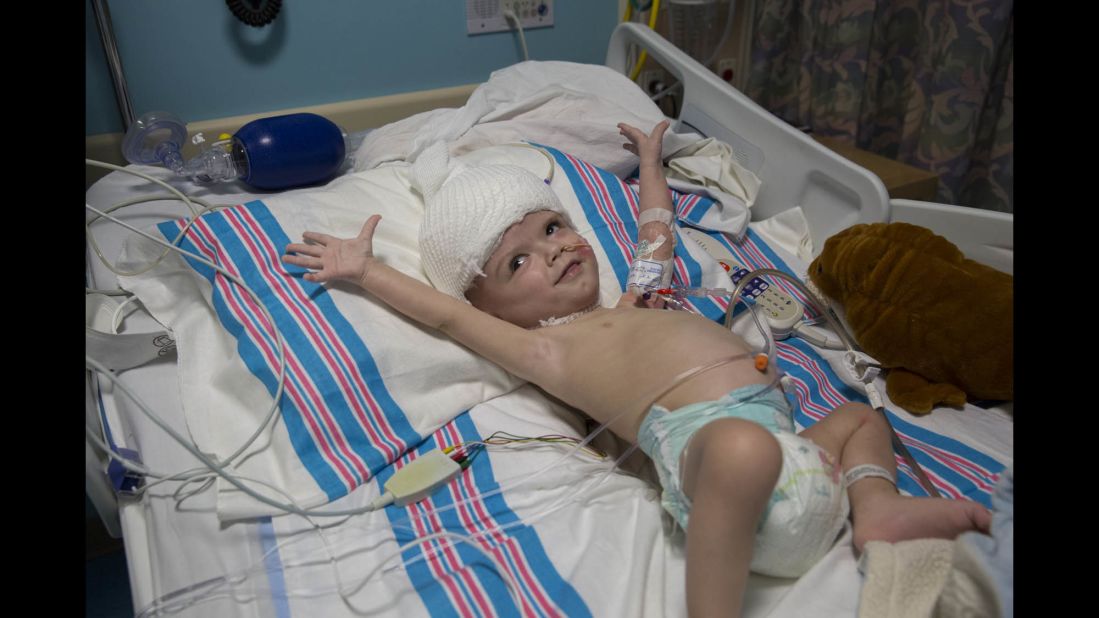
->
[616, 289, 666, 310]
[618, 120, 670, 164]
[283, 215, 382, 287]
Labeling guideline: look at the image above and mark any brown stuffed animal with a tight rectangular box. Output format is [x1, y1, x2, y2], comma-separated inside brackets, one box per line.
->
[808, 222, 1012, 415]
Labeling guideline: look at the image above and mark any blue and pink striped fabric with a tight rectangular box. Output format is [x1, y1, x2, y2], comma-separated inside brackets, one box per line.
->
[378, 413, 589, 618]
[160, 202, 421, 501]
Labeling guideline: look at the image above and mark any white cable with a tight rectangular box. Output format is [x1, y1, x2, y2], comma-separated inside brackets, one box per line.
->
[85, 161, 208, 277]
[792, 322, 846, 350]
[109, 294, 141, 334]
[86, 287, 132, 296]
[84, 200, 286, 469]
[503, 9, 529, 61]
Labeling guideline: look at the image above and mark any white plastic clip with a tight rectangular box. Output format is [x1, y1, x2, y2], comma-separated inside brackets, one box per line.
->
[843, 351, 885, 409]
[191, 132, 206, 145]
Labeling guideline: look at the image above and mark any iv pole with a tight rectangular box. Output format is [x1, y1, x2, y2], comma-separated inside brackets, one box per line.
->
[90, 0, 136, 132]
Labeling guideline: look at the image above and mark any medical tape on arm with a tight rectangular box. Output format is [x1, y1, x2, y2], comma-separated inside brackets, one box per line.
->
[628, 210, 677, 291]
[638, 208, 675, 228]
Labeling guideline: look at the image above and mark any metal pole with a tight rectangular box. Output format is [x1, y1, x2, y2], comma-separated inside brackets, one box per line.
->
[90, 0, 136, 132]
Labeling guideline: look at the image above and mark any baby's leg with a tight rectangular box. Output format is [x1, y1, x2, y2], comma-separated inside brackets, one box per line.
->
[680, 418, 782, 618]
[798, 402, 991, 551]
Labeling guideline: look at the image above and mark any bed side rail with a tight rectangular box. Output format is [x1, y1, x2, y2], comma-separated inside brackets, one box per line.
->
[606, 22, 891, 255]
[890, 199, 1013, 275]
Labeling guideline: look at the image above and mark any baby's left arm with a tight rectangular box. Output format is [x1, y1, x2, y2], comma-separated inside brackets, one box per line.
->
[619, 120, 676, 292]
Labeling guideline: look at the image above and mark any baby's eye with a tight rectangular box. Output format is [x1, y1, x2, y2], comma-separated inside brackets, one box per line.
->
[546, 222, 560, 235]
[510, 255, 527, 272]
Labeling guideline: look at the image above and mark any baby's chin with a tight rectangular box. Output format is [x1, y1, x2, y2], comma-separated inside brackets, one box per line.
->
[541, 292, 601, 321]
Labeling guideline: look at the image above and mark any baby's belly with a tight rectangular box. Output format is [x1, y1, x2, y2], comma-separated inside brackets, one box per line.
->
[560, 310, 776, 442]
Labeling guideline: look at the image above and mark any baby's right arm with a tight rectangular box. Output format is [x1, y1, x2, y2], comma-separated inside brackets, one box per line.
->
[282, 217, 557, 384]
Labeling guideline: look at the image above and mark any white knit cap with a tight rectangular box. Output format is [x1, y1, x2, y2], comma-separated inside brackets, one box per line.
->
[414, 141, 570, 299]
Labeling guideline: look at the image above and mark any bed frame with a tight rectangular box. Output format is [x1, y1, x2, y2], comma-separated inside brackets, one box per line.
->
[607, 22, 1012, 272]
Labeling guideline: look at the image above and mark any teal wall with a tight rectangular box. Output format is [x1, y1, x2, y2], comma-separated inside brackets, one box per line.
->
[87, 1, 620, 136]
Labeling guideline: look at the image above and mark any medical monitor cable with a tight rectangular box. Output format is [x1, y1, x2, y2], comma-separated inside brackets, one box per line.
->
[124, 454, 524, 617]
[722, 267, 942, 498]
[134, 431, 643, 616]
[83, 160, 289, 468]
[138, 360, 784, 615]
[502, 8, 530, 62]
[85, 199, 288, 478]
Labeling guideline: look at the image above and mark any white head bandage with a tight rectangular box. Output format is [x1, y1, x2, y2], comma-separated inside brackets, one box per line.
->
[413, 141, 570, 300]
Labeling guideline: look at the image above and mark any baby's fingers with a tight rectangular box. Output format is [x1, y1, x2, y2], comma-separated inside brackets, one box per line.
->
[357, 215, 382, 241]
[285, 242, 324, 257]
[618, 122, 644, 141]
[302, 231, 338, 245]
[650, 119, 669, 140]
[281, 253, 323, 270]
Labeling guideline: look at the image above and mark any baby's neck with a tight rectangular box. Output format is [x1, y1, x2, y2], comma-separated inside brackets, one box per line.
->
[534, 302, 603, 329]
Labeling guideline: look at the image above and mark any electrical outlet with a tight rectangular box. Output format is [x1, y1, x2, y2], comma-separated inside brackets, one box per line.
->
[467, 0, 554, 35]
[717, 58, 737, 83]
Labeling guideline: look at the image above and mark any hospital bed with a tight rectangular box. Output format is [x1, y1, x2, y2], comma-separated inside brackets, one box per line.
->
[85, 22, 1013, 617]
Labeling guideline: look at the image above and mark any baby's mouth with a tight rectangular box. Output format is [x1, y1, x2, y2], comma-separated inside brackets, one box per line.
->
[557, 259, 582, 284]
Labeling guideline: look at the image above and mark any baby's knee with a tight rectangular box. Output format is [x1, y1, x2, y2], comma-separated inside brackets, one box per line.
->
[834, 401, 881, 428]
[693, 419, 782, 484]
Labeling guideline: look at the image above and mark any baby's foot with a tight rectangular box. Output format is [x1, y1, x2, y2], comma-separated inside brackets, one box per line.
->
[852, 492, 992, 553]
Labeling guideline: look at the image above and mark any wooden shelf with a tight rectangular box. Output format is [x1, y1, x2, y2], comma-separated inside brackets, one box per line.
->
[812, 135, 939, 202]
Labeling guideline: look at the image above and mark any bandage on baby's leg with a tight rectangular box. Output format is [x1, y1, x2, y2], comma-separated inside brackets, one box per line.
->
[843, 464, 895, 487]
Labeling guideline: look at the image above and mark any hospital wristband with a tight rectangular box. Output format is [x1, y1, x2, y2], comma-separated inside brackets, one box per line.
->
[843, 464, 895, 487]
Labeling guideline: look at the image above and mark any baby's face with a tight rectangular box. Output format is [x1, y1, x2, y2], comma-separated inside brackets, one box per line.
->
[466, 210, 600, 328]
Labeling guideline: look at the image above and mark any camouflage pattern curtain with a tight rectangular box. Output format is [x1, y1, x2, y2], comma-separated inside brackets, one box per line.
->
[744, 0, 1013, 212]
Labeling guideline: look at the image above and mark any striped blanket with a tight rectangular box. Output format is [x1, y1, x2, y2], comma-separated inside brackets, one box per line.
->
[126, 146, 1005, 615]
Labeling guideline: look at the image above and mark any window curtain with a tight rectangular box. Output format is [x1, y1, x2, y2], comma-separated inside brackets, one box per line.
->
[744, 0, 1013, 213]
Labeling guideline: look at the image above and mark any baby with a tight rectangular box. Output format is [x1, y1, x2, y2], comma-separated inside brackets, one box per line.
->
[283, 122, 991, 617]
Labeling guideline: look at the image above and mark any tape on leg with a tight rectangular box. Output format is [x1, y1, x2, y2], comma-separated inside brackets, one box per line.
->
[843, 464, 895, 487]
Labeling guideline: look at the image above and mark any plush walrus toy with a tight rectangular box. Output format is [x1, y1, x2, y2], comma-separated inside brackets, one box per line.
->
[808, 222, 1012, 415]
